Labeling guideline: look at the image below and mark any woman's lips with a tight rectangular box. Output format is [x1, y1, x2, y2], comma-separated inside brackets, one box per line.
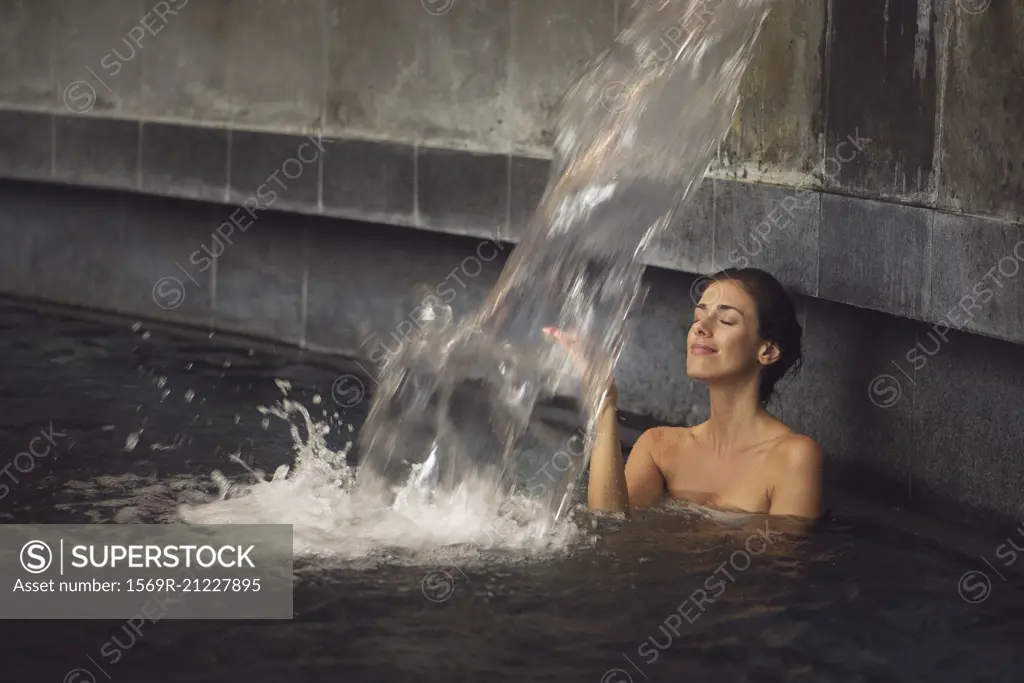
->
[690, 344, 717, 356]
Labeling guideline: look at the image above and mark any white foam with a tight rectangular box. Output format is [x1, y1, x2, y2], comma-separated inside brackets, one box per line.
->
[173, 392, 590, 569]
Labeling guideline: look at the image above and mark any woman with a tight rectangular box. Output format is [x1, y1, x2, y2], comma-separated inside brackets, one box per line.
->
[552, 267, 824, 519]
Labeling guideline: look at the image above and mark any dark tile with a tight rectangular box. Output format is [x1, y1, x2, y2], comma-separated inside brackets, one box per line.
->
[0, 110, 52, 181]
[52, 0, 145, 116]
[305, 218, 507, 368]
[213, 211, 308, 344]
[716, 0, 826, 181]
[141, 122, 228, 202]
[508, 155, 551, 241]
[418, 147, 508, 239]
[28, 185, 124, 308]
[120, 193, 216, 326]
[938, 3, 1024, 223]
[713, 179, 819, 295]
[928, 211, 1024, 344]
[911, 325, 1024, 520]
[0, 0, 53, 108]
[0, 181, 43, 297]
[53, 115, 140, 189]
[647, 178, 715, 274]
[508, 0, 616, 153]
[228, 0, 326, 130]
[823, 0, 938, 200]
[228, 130, 321, 213]
[140, 0, 232, 121]
[819, 194, 931, 318]
[322, 137, 415, 223]
[775, 297, 919, 503]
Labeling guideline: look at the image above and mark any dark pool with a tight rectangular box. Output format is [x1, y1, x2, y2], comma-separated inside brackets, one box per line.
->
[0, 297, 1021, 683]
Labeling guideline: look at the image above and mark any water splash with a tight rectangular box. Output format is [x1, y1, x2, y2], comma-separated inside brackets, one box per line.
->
[356, 0, 773, 520]
[176, 386, 585, 568]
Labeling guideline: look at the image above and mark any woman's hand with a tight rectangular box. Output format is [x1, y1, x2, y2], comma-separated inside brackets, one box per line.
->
[542, 327, 618, 411]
[543, 326, 630, 514]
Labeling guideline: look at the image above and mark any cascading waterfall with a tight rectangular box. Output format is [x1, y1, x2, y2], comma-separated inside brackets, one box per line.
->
[355, 0, 773, 523]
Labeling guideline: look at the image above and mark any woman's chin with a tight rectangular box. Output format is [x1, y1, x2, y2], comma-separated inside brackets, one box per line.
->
[685, 362, 715, 381]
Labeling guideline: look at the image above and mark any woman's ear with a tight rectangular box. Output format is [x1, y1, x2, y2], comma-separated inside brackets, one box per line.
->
[759, 341, 781, 367]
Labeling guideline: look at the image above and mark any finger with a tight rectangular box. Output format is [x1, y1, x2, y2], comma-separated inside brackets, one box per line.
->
[543, 327, 575, 347]
[543, 326, 580, 345]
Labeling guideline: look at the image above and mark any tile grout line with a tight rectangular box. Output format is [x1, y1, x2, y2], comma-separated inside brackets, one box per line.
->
[301, 223, 310, 349]
[924, 208, 934, 322]
[317, 133, 325, 216]
[505, 153, 512, 243]
[136, 120, 144, 190]
[224, 129, 233, 204]
[49, 112, 57, 178]
[413, 144, 420, 227]
[815, 191, 822, 298]
[209, 211, 218, 334]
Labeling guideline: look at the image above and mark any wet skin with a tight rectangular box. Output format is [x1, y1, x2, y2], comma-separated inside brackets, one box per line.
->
[573, 278, 824, 519]
[623, 421, 823, 516]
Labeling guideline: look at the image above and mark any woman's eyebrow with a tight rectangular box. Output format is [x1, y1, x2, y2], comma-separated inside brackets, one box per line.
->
[695, 303, 746, 316]
[717, 305, 745, 316]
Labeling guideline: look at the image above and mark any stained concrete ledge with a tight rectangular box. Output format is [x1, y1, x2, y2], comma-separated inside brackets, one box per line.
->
[0, 178, 1020, 526]
[1, 108, 1023, 347]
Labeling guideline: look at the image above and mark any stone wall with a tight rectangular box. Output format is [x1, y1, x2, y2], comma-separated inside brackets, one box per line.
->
[1, 0, 1021, 343]
[0, 0, 1021, 522]
[4, 0, 1020, 213]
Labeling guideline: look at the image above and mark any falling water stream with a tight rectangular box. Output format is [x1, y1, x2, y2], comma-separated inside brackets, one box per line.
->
[181, 0, 773, 562]
[355, 0, 773, 517]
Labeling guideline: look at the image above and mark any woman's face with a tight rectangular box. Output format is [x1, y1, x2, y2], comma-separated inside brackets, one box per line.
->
[686, 279, 777, 383]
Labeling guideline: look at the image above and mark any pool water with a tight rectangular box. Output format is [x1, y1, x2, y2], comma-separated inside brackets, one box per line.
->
[0, 298, 1021, 683]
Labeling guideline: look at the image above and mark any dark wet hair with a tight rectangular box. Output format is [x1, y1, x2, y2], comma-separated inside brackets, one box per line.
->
[703, 267, 803, 406]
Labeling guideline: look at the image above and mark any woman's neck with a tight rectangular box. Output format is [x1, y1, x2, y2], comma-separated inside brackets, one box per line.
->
[705, 376, 764, 451]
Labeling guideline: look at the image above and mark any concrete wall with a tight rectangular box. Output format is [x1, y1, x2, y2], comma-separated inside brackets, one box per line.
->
[0, 0, 1022, 343]
[2, 0, 1020, 214]
[0, 1, 1021, 522]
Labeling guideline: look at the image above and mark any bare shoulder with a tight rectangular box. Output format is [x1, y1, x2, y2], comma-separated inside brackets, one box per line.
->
[636, 425, 694, 446]
[770, 433, 824, 473]
[634, 425, 694, 462]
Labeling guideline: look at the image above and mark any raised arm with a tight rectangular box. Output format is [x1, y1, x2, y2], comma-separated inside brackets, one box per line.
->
[587, 401, 666, 514]
[586, 397, 630, 513]
[541, 327, 666, 514]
